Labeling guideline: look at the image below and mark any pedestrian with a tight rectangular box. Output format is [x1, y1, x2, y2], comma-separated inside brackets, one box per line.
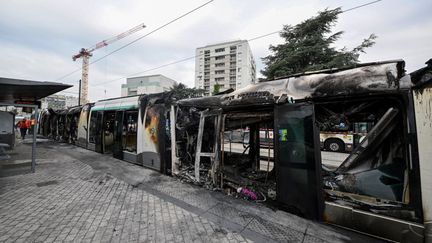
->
[17, 118, 28, 139]
[25, 118, 31, 134]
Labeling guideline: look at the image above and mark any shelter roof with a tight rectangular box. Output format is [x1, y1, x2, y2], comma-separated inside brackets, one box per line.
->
[0, 77, 72, 103]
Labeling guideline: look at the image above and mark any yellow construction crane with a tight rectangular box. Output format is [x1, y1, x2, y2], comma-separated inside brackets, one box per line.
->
[73, 23, 146, 105]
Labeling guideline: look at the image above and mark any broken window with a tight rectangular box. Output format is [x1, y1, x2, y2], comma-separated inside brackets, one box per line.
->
[220, 111, 276, 202]
[174, 103, 277, 203]
[317, 96, 420, 222]
[174, 106, 219, 184]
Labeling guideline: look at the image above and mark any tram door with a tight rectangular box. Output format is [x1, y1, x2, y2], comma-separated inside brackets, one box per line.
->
[113, 110, 124, 160]
[94, 111, 103, 153]
[274, 103, 323, 220]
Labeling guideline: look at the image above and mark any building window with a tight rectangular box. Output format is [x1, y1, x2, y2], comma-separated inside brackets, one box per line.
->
[230, 46, 237, 50]
[215, 77, 225, 82]
[238, 67, 241, 72]
[215, 70, 225, 75]
[215, 48, 225, 53]
[215, 55, 225, 60]
[215, 63, 225, 67]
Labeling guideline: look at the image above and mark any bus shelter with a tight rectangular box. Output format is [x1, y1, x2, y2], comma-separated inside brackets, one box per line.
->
[0, 77, 72, 172]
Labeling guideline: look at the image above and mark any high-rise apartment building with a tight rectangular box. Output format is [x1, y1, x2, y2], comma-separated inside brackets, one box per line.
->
[195, 40, 256, 95]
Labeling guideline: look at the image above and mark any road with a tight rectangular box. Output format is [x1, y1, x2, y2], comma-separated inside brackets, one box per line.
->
[224, 142, 349, 169]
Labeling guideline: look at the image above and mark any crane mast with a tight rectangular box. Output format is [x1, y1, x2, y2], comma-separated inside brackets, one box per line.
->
[73, 23, 146, 105]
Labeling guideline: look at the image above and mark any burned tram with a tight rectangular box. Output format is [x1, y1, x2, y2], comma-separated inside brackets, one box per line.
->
[171, 60, 432, 242]
[39, 59, 432, 242]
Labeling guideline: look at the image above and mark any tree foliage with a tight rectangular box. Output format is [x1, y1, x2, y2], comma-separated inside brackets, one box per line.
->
[170, 83, 205, 99]
[212, 83, 221, 95]
[261, 8, 377, 80]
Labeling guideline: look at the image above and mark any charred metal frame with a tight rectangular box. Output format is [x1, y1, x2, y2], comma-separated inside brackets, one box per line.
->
[194, 109, 222, 183]
[335, 107, 400, 174]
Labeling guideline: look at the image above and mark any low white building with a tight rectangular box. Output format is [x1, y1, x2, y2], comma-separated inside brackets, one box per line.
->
[121, 74, 177, 97]
[40, 95, 79, 110]
[65, 96, 79, 108]
[41, 95, 65, 110]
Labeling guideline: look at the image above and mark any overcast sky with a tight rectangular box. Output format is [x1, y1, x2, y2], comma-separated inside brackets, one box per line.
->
[1, 0, 431, 102]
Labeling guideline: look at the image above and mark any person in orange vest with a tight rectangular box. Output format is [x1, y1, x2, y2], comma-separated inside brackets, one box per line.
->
[25, 118, 31, 129]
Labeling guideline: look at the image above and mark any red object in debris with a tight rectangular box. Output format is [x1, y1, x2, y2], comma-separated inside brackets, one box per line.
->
[237, 187, 257, 201]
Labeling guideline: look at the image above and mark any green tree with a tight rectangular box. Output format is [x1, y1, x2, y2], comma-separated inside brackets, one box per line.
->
[170, 82, 205, 99]
[212, 83, 221, 95]
[261, 8, 377, 80]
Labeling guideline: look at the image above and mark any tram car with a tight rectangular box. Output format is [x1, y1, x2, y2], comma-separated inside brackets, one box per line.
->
[38, 59, 432, 242]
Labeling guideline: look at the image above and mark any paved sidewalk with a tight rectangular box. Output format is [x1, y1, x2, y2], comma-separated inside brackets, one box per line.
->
[0, 142, 381, 242]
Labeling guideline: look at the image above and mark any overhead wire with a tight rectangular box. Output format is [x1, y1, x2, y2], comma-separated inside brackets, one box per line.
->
[91, 31, 282, 86]
[91, 0, 383, 87]
[342, 0, 382, 13]
[54, 0, 215, 82]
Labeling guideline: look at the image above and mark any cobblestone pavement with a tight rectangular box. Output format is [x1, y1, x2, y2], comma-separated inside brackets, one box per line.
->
[0, 142, 382, 242]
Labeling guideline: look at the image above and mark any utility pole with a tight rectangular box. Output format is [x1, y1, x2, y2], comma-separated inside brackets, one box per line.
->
[78, 79, 82, 105]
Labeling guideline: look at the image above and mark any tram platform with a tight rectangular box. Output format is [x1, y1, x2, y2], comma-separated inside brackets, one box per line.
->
[0, 141, 384, 242]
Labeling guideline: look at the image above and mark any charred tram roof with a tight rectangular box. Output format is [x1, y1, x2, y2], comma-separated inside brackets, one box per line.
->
[177, 60, 409, 109]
